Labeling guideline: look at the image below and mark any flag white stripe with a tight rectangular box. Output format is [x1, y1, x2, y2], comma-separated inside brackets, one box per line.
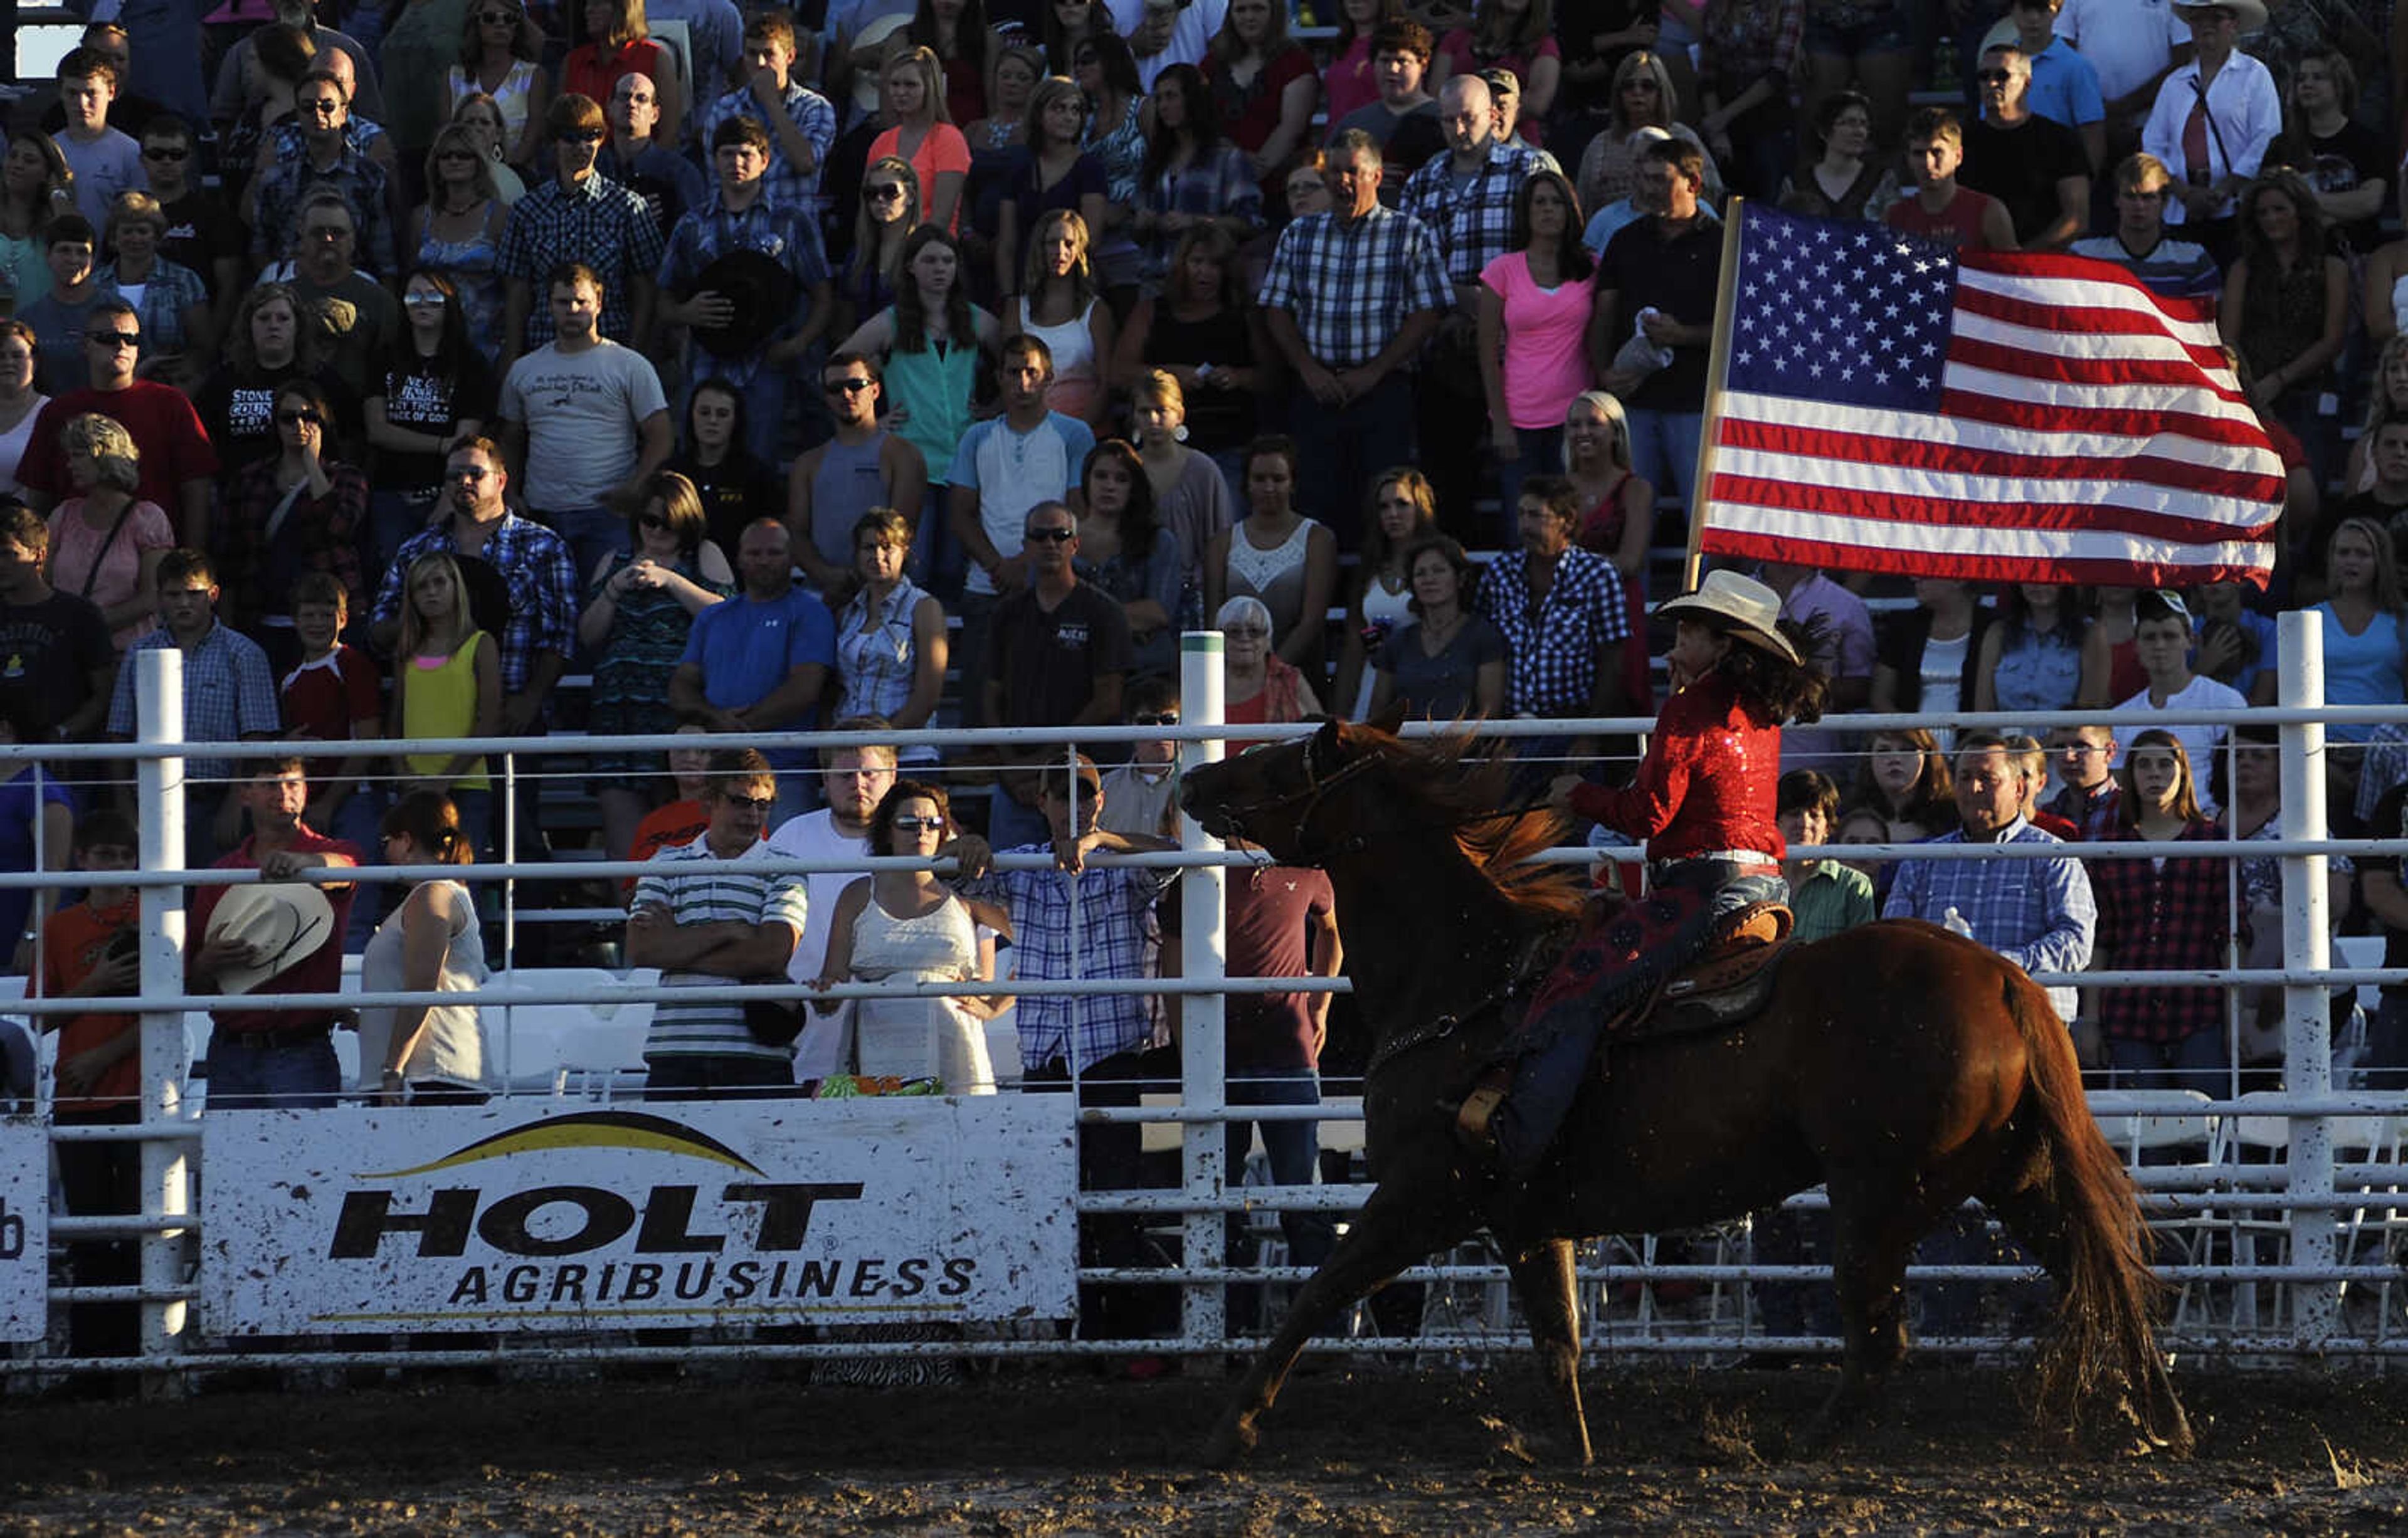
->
[1951, 308, 2223, 371]
[1711, 446, 2275, 529]
[1697, 503, 2272, 567]
[1718, 391, 2284, 475]
[1956, 268, 2227, 350]
[1939, 359, 2264, 421]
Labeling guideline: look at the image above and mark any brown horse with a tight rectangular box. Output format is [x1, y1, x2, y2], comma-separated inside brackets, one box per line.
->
[1178, 715, 2192, 1465]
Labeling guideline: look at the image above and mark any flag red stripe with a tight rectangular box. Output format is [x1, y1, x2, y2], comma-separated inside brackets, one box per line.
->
[1704, 473, 2278, 544]
[1953, 285, 2232, 369]
[1934, 389, 2272, 447]
[1947, 335, 2242, 394]
[1715, 417, 2284, 503]
[1957, 249, 2220, 325]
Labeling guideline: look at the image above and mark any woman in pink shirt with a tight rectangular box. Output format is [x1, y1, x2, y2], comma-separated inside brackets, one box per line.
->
[869, 46, 973, 234]
[1477, 168, 1596, 536]
[1323, 0, 1398, 127]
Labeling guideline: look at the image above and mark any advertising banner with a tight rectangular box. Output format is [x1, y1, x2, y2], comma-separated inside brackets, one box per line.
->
[201, 1098, 1079, 1334]
[0, 1118, 45, 1344]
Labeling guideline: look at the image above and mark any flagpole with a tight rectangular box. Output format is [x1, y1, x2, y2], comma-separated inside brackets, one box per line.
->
[1681, 196, 1749, 593]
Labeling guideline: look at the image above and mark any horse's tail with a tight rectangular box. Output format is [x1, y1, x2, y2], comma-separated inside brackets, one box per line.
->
[2005, 967, 2195, 1455]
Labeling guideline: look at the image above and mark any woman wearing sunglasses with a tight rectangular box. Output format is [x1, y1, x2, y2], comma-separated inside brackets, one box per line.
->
[578, 468, 732, 860]
[811, 779, 1008, 1096]
[216, 379, 372, 675]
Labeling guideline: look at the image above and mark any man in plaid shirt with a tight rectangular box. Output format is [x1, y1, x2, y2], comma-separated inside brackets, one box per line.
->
[1883, 734, 2096, 1024]
[495, 93, 667, 368]
[1257, 129, 1450, 542]
[1399, 71, 1539, 545]
[700, 9, 837, 222]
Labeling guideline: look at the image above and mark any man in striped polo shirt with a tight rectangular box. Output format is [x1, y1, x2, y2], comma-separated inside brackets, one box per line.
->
[626, 748, 810, 1098]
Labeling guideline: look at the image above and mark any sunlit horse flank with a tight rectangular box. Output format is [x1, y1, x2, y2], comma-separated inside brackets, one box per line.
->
[1178, 713, 2192, 1465]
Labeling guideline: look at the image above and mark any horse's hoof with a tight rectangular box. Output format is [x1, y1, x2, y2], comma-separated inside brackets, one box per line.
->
[1201, 1418, 1257, 1469]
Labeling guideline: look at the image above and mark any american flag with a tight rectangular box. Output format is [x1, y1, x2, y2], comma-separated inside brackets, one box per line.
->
[1694, 204, 2281, 588]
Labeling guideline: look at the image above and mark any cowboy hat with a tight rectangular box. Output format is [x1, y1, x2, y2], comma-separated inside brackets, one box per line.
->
[2171, 0, 2268, 29]
[204, 882, 336, 995]
[689, 248, 800, 359]
[1657, 570, 1801, 665]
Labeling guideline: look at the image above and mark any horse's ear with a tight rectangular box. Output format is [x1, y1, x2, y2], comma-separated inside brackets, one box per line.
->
[1312, 714, 1344, 762]
[1366, 701, 1407, 737]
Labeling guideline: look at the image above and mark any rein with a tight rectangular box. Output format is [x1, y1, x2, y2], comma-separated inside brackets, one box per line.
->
[1361, 927, 1563, 1080]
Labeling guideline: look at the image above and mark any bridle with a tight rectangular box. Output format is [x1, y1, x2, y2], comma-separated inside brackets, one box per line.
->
[1207, 730, 1386, 865]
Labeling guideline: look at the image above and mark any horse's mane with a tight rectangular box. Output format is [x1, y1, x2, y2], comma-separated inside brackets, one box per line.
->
[1373, 729, 1590, 923]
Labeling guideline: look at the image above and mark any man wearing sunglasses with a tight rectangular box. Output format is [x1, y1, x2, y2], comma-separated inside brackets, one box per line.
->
[13, 297, 218, 548]
[628, 747, 811, 1099]
[209, 0, 388, 128]
[605, 72, 709, 245]
[137, 119, 243, 324]
[788, 352, 926, 596]
[496, 93, 665, 369]
[248, 69, 401, 278]
[1958, 42, 2091, 250]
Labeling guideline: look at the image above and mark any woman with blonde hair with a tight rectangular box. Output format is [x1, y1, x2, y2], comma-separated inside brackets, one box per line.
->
[94, 192, 211, 388]
[2088, 732, 2228, 1089]
[869, 45, 972, 233]
[0, 321, 47, 495]
[1573, 51, 1714, 218]
[0, 134, 73, 309]
[1565, 389, 1653, 708]
[447, 93, 528, 202]
[445, 0, 550, 169]
[1007, 209, 1114, 430]
[1127, 369, 1235, 591]
[563, 0, 680, 145]
[409, 124, 510, 360]
[45, 413, 173, 651]
[2304, 517, 2407, 747]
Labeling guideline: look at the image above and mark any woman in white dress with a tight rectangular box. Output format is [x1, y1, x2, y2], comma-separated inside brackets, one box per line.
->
[357, 791, 493, 1105]
[811, 781, 1010, 1095]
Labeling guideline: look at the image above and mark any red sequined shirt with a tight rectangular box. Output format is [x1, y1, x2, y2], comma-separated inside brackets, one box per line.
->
[1566, 672, 1785, 865]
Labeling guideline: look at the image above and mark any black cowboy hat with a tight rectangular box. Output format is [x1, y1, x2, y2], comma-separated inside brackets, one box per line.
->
[690, 249, 798, 359]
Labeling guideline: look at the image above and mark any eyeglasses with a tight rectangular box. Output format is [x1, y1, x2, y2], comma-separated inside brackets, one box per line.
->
[2054, 742, 2109, 757]
[822, 376, 874, 395]
[436, 149, 477, 162]
[141, 145, 189, 161]
[720, 793, 776, 813]
[88, 330, 140, 348]
[478, 8, 517, 19]
[1132, 712, 1180, 727]
[449, 465, 491, 481]
[557, 129, 605, 144]
[403, 292, 446, 307]
[890, 814, 945, 832]
[1223, 624, 1269, 639]
[1975, 70, 2014, 84]
[275, 408, 323, 426]
[637, 514, 671, 531]
[300, 97, 344, 115]
[865, 182, 907, 199]
[1024, 527, 1077, 544]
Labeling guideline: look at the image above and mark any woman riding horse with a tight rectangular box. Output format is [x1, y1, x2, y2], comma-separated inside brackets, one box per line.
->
[1457, 568, 1828, 1174]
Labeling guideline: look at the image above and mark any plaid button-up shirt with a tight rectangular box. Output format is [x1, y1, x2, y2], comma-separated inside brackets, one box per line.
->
[2089, 817, 2235, 1045]
[700, 81, 838, 218]
[497, 171, 668, 349]
[956, 854, 1176, 1072]
[1398, 140, 1542, 292]
[107, 621, 280, 784]
[1474, 545, 1629, 719]
[1882, 818, 2096, 1023]
[657, 194, 830, 386]
[371, 512, 578, 697]
[250, 144, 398, 276]
[1255, 203, 1452, 370]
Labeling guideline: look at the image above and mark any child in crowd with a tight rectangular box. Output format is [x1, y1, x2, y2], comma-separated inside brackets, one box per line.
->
[279, 571, 384, 943]
[389, 551, 498, 859]
[623, 717, 715, 898]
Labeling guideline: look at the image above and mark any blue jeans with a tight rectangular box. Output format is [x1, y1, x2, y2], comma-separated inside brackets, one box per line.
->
[329, 788, 386, 952]
[540, 505, 626, 623]
[954, 587, 999, 727]
[367, 487, 441, 587]
[208, 1031, 343, 1110]
[1227, 1067, 1335, 1270]
[1497, 424, 1566, 549]
[1291, 370, 1413, 549]
[1626, 409, 1705, 518]
[2106, 1029, 2229, 1093]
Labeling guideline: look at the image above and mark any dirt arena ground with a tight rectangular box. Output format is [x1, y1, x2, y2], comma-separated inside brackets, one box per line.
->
[7, 1361, 2408, 1535]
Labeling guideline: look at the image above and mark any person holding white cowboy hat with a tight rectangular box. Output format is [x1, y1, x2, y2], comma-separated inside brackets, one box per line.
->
[1454, 571, 1832, 1174]
[2140, 0, 2280, 253]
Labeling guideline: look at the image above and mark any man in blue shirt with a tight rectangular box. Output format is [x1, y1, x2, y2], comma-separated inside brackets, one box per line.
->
[669, 519, 835, 824]
[2009, 0, 2107, 172]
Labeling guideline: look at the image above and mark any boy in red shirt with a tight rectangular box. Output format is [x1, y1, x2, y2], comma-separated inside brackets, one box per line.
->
[278, 572, 383, 944]
[38, 808, 142, 1357]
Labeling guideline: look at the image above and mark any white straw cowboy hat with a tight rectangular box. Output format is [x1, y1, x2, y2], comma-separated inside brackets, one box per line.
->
[2171, 0, 2268, 28]
[203, 882, 335, 995]
[1657, 570, 1801, 665]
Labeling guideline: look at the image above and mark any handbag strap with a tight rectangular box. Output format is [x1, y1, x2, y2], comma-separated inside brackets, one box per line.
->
[75, 499, 139, 601]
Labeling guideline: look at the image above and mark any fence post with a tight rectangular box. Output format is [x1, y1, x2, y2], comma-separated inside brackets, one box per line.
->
[1178, 632, 1228, 1349]
[133, 650, 190, 1377]
[2275, 610, 2336, 1344]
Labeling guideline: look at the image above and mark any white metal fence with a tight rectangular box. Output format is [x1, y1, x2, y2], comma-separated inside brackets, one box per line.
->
[9, 620, 2408, 1379]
